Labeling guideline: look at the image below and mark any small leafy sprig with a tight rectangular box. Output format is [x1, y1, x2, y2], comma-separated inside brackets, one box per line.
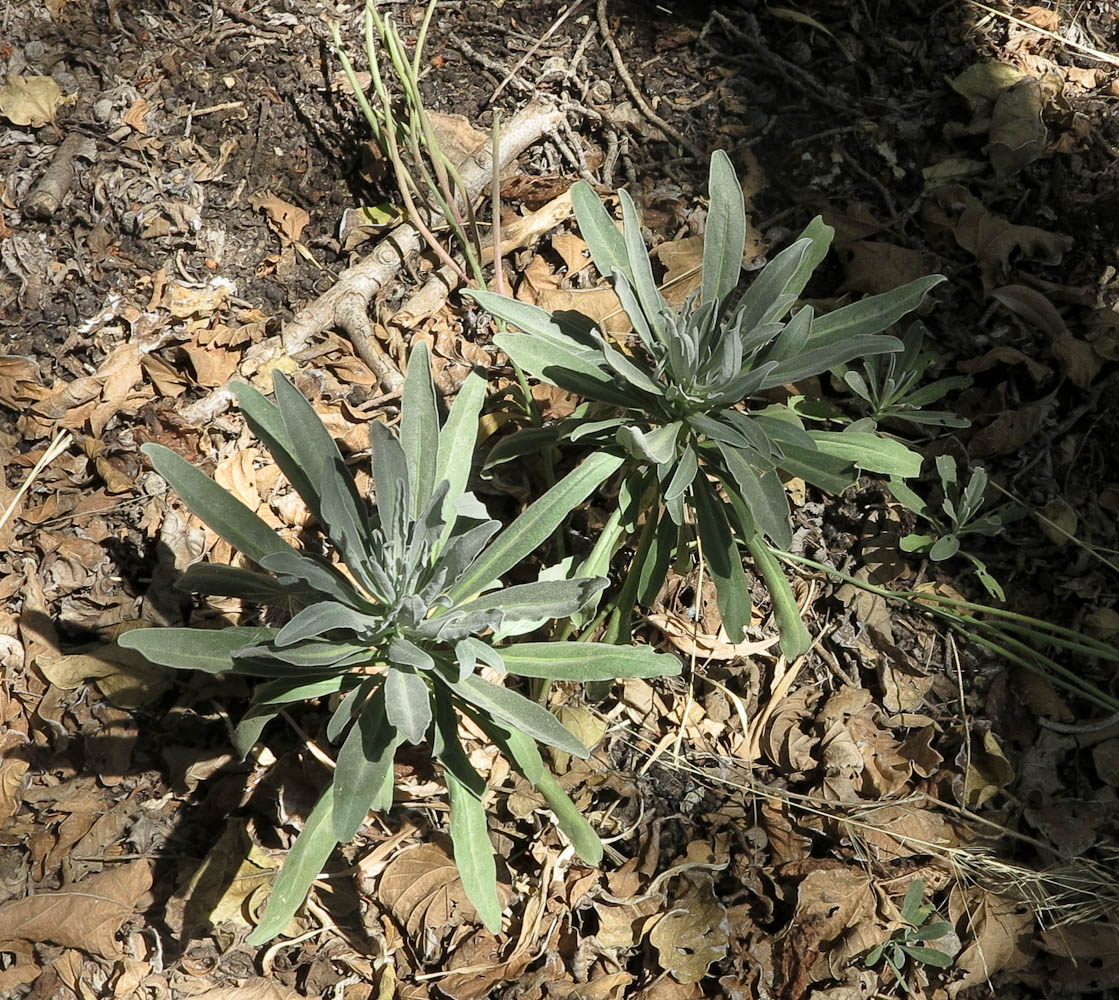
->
[864, 879, 955, 992]
[120, 344, 678, 942]
[889, 455, 1019, 600]
[467, 151, 941, 656]
[836, 323, 971, 431]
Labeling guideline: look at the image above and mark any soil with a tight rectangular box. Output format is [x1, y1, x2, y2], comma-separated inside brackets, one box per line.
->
[2, 1, 1119, 998]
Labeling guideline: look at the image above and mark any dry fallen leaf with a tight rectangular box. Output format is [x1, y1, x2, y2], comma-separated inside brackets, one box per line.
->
[649, 872, 730, 984]
[948, 888, 1034, 998]
[0, 860, 152, 958]
[189, 979, 303, 1000]
[0, 74, 64, 127]
[924, 185, 1071, 292]
[378, 838, 485, 938]
[646, 612, 778, 661]
[173, 819, 277, 933]
[37, 634, 173, 709]
[251, 191, 309, 245]
[991, 284, 1101, 388]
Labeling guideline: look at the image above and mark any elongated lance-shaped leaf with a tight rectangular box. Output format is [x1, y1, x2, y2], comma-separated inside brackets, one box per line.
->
[732, 237, 814, 334]
[599, 339, 665, 397]
[233, 674, 354, 758]
[401, 341, 439, 519]
[234, 638, 375, 671]
[141, 444, 294, 564]
[744, 534, 811, 659]
[257, 549, 375, 610]
[232, 379, 323, 523]
[760, 334, 903, 388]
[383, 666, 432, 746]
[370, 419, 410, 553]
[450, 578, 606, 626]
[272, 375, 375, 573]
[611, 271, 659, 356]
[702, 149, 746, 309]
[434, 692, 501, 932]
[691, 475, 752, 642]
[319, 458, 383, 600]
[175, 563, 310, 604]
[482, 717, 603, 865]
[616, 423, 680, 465]
[275, 601, 384, 647]
[246, 787, 338, 945]
[776, 444, 857, 496]
[252, 674, 353, 707]
[757, 303, 813, 367]
[637, 510, 678, 607]
[118, 626, 277, 674]
[434, 368, 487, 545]
[333, 688, 401, 841]
[448, 673, 590, 758]
[327, 679, 379, 744]
[712, 442, 792, 549]
[446, 451, 624, 605]
[663, 443, 698, 508]
[810, 274, 945, 343]
[571, 180, 630, 282]
[770, 216, 833, 315]
[501, 642, 679, 681]
[809, 431, 922, 479]
[233, 704, 278, 759]
[618, 188, 670, 346]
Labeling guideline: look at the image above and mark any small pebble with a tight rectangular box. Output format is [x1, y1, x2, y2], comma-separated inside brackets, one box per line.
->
[786, 40, 812, 65]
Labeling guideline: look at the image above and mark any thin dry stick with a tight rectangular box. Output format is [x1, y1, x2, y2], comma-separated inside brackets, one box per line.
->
[491, 111, 506, 298]
[0, 430, 72, 534]
[490, 0, 587, 102]
[950, 632, 972, 786]
[964, 0, 1119, 67]
[595, 0, 705, 160]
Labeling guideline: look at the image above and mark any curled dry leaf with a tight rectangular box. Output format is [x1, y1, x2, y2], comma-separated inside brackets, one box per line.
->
[37, 632, 173, 709]
[991, 283, 1101, 388]
[780, 867, 879, 992]
[189, 979, 303, 1000]
[0, 859, 152, 959]
[648, 872, 730, 984]
[924, 185, 1071, 292]
[948, 888, 1035, 998]
[378, 837, 497, 939]
[646, 612, 779, 661]
[987, 78, 1047, 176]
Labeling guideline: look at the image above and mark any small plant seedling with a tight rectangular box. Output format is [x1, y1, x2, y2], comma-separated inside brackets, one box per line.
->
[836, 323, 971, 431]
[864, 879, 955, 993]
[890, 454, 1020, 600]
